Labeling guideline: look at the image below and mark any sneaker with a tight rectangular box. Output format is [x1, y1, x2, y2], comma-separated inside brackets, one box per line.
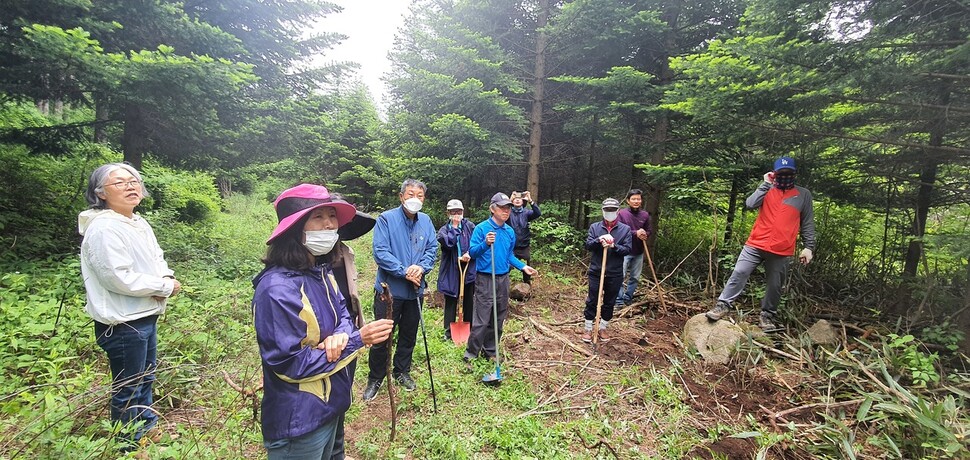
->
[362, 379, 382, 402]
[705, 300, 732, 321]
[581, 331, 592, 343]
[759, 312, 784, 333]
[394, 373, 416, 391]
[598, 330, 610, 342]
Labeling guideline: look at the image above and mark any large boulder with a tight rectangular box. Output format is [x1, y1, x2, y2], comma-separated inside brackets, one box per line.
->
[510, 282, 532, 301]
[805, 319, 840, 345]
[682, 313, 746, 364]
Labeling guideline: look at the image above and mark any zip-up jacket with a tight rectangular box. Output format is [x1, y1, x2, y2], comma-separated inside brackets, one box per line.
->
[252, 264, 364, 442]
[616, 208, 652, 256]
[745, 183, 816, 256]
[508, 203, 541, 249]
[470, 217, 525, 275]
[437, 219, 477, 297]
[372, 206, 438, 300]
[585, 220, 633, 277]
[78, 209, 175, 325]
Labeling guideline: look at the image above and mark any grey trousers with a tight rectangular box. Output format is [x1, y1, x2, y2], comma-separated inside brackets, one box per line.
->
[717, 245, 790, 315]
[464, 272, 510, 360]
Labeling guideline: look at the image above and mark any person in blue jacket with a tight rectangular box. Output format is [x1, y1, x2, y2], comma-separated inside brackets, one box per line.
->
[363, 179, 439, 402]
[253, 184, 393, 459]
[437, 199, 476, 341]
[464, 192, 539, 364]
[582, 198, 633, 343]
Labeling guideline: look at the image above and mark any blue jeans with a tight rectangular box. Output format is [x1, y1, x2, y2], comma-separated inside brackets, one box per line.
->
[94, 315, 159, 441]
[616, 254, 644, 305]
[265, 417, 339, 460]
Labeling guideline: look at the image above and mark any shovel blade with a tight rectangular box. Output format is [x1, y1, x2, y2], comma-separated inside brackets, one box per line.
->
[481, 372, 502, 386]
[450, 321, 470, 345]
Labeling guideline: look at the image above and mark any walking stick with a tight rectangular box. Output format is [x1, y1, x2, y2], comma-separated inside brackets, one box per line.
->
[379, 283, 397, 443]
[482, 243, 504, 385]
[642, 240, 667, 312]
[415, 282, 438, 413]
[592, 247, 609, 351]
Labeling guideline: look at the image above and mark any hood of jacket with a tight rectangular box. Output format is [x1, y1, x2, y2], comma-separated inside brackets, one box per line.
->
[78, 209, 140, 236]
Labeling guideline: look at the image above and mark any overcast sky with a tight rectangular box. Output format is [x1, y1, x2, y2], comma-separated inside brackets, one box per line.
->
[312, 0, 411, 111]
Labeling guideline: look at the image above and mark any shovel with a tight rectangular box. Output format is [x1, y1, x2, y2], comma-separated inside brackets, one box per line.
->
[482, 244, 503, 386]
[450, 258, 471, 345]
[591, 247, 609, 352]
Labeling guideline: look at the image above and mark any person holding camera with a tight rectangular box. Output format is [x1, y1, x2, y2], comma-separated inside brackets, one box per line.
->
[508, 190, 541, 285]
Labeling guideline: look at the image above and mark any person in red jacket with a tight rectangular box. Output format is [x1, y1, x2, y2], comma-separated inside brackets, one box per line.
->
[706, 157, 816, 332]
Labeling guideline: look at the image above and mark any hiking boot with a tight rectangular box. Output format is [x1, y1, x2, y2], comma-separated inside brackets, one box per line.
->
[598, 329, 610, 342]
[581, 331, 592, 343]
[362, 379, 382, 402]
[759, 312, 784, 333]
[705, 300, 732, 321]
[394, 373, 416, 391]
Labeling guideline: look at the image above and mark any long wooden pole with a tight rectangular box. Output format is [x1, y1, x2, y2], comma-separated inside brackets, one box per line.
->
[592, 248, 608, 350]
[643, 240, 667, 312]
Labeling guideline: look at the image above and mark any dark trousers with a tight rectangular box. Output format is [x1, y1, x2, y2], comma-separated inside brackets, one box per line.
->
[94, 315, 159, 441]
[367, 293, 419, 381]
[443, 282, 475, 339]
[465, 273, 510, 360]
[513, 246, 532, 283]
[584, 273, 624, 322]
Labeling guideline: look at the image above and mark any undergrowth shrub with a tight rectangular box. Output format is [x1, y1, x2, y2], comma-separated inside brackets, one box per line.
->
[529, 201, 584, 264]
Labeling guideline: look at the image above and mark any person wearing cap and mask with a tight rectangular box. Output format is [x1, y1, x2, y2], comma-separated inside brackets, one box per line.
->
[508, 190, 541, 284]
[464, 192, 539, 365]
[252, 184, 394, 459]
[363, 179, 439, 402]
[705, 157, 816, 332]
[615, 188, 653, 306]
[78, 163, 180, 448]
[581, 198, 633, 343]
[436, 199, 477, 341]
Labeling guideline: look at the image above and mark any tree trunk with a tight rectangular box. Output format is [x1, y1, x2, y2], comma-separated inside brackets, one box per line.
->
[723, 172, 741, 245]
[94, 92, 108, 143]
[903, 83, 949, 277]
[643, 0, 681, 251]
[584, 114, 598, 230]
[526, 0, 549, 199]
[122, 104, 145, 170]
[569, 151, 580, 226]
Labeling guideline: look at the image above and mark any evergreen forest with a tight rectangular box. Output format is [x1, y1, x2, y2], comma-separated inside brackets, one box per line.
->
[1, 0, 969, 458]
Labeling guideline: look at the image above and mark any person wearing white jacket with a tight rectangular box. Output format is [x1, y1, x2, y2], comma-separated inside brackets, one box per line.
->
[78, 162, 181, 448]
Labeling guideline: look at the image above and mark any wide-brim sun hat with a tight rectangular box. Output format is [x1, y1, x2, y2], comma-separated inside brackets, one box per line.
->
[267, 184, 357, 244]
[337, 211, 377, 241]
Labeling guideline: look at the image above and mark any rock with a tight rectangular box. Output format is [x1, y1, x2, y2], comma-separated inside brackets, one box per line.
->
[510, 282, 531, 300]
[682, 313, 746, 364]
[805, 319, 839, 345]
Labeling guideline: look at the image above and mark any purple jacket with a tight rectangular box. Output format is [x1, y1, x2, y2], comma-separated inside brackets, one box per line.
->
[616, 208, 652, 256]
[252, 264, 365, 442]
[437, 219, 477, 297]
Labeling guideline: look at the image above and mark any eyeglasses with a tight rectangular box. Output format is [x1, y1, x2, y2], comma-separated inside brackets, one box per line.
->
[106, 180, 142, 190]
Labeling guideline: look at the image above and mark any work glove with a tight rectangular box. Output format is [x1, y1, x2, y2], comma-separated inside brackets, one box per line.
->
[599, 234, 615, 247]
[799, 248, 813, 265]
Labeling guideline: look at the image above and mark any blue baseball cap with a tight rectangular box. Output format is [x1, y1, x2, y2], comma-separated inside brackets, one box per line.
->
[773, 157, 796, 172]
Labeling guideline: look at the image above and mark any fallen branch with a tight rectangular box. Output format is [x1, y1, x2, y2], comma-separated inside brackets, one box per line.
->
[574, 429, 620, 459]
[528, 317, 594, 357]
[752, 341, 803, 362]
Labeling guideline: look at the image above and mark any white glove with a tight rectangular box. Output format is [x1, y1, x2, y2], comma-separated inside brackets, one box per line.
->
[799, 248, 813, 265]
[599, 234, 615, 247]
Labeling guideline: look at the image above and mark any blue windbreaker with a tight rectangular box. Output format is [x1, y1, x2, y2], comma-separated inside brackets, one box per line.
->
[372, 206, 438, 300]
[470, 217, 525, 275]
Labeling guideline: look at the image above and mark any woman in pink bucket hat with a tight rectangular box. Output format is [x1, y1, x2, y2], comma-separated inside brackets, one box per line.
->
[252, 183, 393, 459]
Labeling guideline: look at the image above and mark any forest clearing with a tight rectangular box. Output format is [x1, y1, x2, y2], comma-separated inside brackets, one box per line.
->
[2, 0, 970, 458]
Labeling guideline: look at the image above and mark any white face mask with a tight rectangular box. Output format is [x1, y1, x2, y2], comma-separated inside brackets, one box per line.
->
[603, 211, 618, 222]
[304, 229, 339, 256]
[403, 197, 423, 214]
